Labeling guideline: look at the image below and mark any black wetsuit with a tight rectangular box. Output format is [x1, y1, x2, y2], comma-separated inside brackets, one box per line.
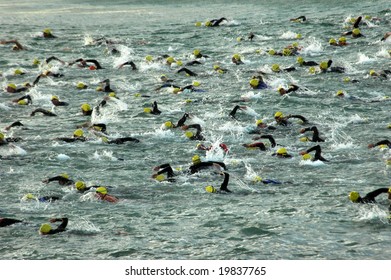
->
[189, 161, 227, 174]
[46, 218, 68, 235]
[355, 188, 389, 204]
[0, 218, 23, 227]
[276, 114, 308, 126]
[30, 108, 57, 117]
[244, 135, 276, 151]
[45, 176, 74, 186]
[305, 145, 328, 161]
[186, 124, 205, 140]
[301, 126, 325, 142]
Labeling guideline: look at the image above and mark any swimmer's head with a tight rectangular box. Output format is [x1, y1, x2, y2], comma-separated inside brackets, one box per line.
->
[205, 21, 212, 27]
[75, 181, 86, 191]
[22, 193, 37, 200]
[145, 55, 153, 62]
[349, 191, 360, 202]
[39, 223, 52, 235]
[60, 173, 69, 179]
[155, 174, 165, 182]
[143, 108, 152, 113]
[256, 119, 263, 126]
[319, 61, 328, 70]
[336, 90, 345, 97]
[192, 81, 201, 87]
[205, 185, 217, 193]
[164, 121, 174, 128]
[268, 49, 276, 55]
[276, 147, 288, 156]
[369, 69, 376, 76]
[96, 187, 107, 195]
[166, 57, 175, 64]
[338, 37, 347, 43]
[14, 69, 23, 75]
[33, 58, 41, 65]
[297, 56, 304, 65]
[274, 111, 283, 119]
[271, 64, 280, 73]
[282, 48, 292, 56]
[195, 21, 202, 27]
[76, 82, 87, 89]
[232, 53, 241, 60]
[296, 33, 302, 39]
[300, 137, 310, 142]
[81, 103, 91, 112]
[51, 95, 59, 101]
[192, 154, 201, 165]
[185, 131, 194, 138]
[73, 129, 84, 138]
[249, 78, 259, 87]
[43, 28, 52, 36]
[352, 28, 361, 36]
[7, 83, 17, 91]
[108, 92, 116, 98]
[301, 153, 312, 160]
[89, 65, 96, 70]
[193, 49, 200, 56]
[329, 38, 337, 45]
[17, 99, 28, 105]
[0, 133, 4, 140]
[309, 67, 316, 74]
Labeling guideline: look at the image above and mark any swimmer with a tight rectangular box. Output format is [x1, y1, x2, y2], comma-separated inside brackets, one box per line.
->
[95, 187, 119, 203]
[213, 65, 228, 74]
[205, 171, 231, 193]
[0, 132, 22, 145]
[247, 119, 277, 134]
[249, 76, 268, 90]
[196, 143, 229, 154]
[299, 144, 328, 161]
[39, 218, 68, 235]
[278, 84, 299, 96]
[248, 32, 255, 41]
[4, 121, 23, 131]
[101, 136, 140, 144]
[299, 126, 325, 142]
[0, 39, 25, 50]
[182, 124, 205, 141]
[74, 181, 107, 193]
[205, 17, 227, 27]
[229, 105, 249, 120]
[271, 63, 296, 73]
[5, 83, 31, 93]
[22, 193, 61, 202]
[144, 101, 161, 115]
[192, 49, 209, 59]
[296, 56, 319, 67]
[42, 28, 56, 39]
[69, 58, 104, 69]
[0, 217, 23, 227]
[349, 187, 391, 204]
[232, 53, 244, 65]
[51, 95, 69, 106]
[55, 129, 86, 143]
[80, 103, 93, 116]
[96, 79, 114, 92]
[30, 108, 57, 117]
[189, 154, 227, 174]
[12, 94, 32, 105]
[243, 135, 277, 151]
[369, 69, 391, 79]
[162, 113, 191, 130]
[177, 67, 198, 76]
[274, 111, 308, 126]
[319, 60, 345, 73]
[271, 147, 293, 158]
[290, 16, 306, 22]
[118, 60, 137, 70]
[368, 140, 391, 149]
[43, 173, 74, 186]
[381, 32, 391, 41]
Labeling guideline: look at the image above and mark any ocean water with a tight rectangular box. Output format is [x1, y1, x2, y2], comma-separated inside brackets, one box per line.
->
[0, 0, 390, 260]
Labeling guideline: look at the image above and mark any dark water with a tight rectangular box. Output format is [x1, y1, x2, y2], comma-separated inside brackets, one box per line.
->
[0, 0, 390, 260]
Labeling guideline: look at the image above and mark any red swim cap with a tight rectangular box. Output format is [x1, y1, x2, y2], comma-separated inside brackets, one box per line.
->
[89, 65, 96, 70]
[219, 143, 229, 153]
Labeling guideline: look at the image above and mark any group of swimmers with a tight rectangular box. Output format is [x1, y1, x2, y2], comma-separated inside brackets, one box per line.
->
[1, 12, 391, 234]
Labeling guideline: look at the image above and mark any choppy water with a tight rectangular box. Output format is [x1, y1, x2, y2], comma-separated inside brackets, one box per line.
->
[0, 0, 391, 260]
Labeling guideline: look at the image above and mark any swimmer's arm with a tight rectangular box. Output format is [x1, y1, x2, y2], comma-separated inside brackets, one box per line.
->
[258, 134, 276, 147]
[353, 16, 362, 28]
[210, 161, 227, 170]
[369, 140, 391, 148]
[287, 114, 308, 123]
[45, 56, 65, 64]
[364, 188, 389, 201]
[176, 113, 189, 127]
[219, 172, 231, 192]
[85, 59, 103, 69]
[50, 218, 68, 233]
[177, 68, 198, 76]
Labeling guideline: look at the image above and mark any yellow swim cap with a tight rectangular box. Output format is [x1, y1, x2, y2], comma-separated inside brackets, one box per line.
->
[302, 153, 312, 160]
[33, 58, 41, 65]
[73, 129, 84, 137]
[192, 154, 201, 164]
[60, 173, 69, 179]
[0, 133, 4, 140]
[43, 28, 52, 35]
[75, 181, 86, 191]
[309, 67, 316, 74]
[352, 28, 361, 35]
[369, 70, 376, 76]
[185, 131, 194, 138]
[144, 108, 152, 113]
[14, 69, 23, 75]
[76, 82, 86, 89]
[296, 33, 302, 39]
[108, 92, 116, 98]
[195, 21, 202, 27]
[51, 95, 59, 100]
[233, 53, 241, 60]
[319, 61, 328, 70]
[338, 37, 346, 43]
[81, 103, 91, 112]
[268, 49, 276, 55]
[23, 193, 36, 200]
[145, 55, 153, 62]
[96, 187, 107, 195]
[388, 187, 391, 193]
[205, 21, 212, 27]
[336, 90, 344, 96]
[329, 38, 337, 45]
[213, 65, 220, 70]
[164, 121, 173, 128]
[193, 49, 200, 56]
[236, 37, 243, 42]
[349, 191, 360, 202]
[300, 137, 310, 142]
[292, 42, 299, 48]
[297, 56, 304, 65]
[166, 57, 175, 64]
[17, 100, 27, 105]
[282, 48, 292, 56]
[274, 111, 283, 118]
[8, 83, 17, 90]
[155, 174, 165, 182]
[205, 185, 217, 193]
[256, 119, 263, 125]
[253, 176, 262, 183]
[176, 60, 183, 66]
[192, 81, 201, 87]
[343, 77, 351, 82]
[271, 64, 280, 72]
[249, 78, 259, 87]
[276, 147, 287, 155]
[39, 223, 52, 234]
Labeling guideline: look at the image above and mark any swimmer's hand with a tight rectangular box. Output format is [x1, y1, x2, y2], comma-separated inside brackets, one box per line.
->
[368, 143, 375, 149]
